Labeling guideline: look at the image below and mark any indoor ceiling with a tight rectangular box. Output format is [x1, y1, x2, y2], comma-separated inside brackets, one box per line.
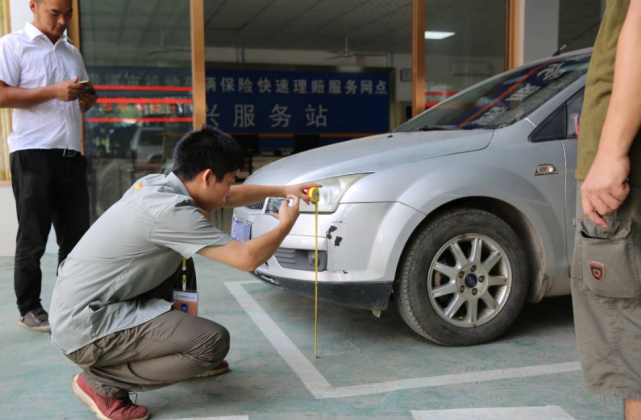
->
[80, 0, 604, 60]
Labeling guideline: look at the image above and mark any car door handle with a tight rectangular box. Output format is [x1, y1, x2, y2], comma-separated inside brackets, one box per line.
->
[535, 164, 558, 176]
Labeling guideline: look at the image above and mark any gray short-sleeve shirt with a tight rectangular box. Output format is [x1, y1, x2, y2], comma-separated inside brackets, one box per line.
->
[49, 172, 231, 354]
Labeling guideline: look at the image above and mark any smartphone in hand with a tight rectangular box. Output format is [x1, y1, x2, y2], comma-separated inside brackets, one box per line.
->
[79, 80, 96, 95]
[262, 197, 294, 214]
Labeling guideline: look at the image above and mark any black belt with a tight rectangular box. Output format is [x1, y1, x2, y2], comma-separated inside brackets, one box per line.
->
[50, 148, 79, 157]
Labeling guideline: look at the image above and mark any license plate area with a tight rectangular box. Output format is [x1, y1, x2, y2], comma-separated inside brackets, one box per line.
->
[231, 215, 252, 243]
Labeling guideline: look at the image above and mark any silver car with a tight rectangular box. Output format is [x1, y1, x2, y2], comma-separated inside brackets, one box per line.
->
[232, 49, 591, 346]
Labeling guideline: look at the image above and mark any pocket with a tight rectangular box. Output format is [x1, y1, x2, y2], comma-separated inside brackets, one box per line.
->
[66, 343, 102, 367]
[73, 155, 88, 177]
[17, 151, 32, 172]
[579, 217, 641, 298]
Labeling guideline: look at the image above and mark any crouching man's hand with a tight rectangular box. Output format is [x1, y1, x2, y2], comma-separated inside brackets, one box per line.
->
[198, 195, 301, 272]
[284, 183, 322, 204]
[271, 195, 300, 229]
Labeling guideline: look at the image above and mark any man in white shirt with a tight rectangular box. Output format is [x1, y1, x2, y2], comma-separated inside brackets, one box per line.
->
[0, 0, 97, 332]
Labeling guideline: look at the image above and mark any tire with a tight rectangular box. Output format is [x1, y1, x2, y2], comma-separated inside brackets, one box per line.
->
[395, 208, 529, 346]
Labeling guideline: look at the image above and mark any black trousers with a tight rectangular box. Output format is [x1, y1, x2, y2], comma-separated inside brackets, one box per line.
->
[10, 150, 90, 316]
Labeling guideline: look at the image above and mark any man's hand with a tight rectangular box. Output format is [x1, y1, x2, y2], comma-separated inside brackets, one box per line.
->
[79, 92, 98, 113]
[581, 151, 630, 228]
[271, 195, 300, 228]
[199, 195, 301, 271]
[50, 77, 86, 102]
[79, 93, 98, 112]
[284, 183, 322, 204]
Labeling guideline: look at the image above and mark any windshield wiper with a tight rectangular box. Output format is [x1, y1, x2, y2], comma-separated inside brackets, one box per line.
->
[416, 124, 461, 131]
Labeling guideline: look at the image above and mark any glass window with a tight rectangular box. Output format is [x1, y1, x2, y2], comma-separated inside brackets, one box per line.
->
[566, 89, 584, 139]
[79, 0, 192, 221]
[558, 0, 605, 53]
[424, 0, 506, 108]
[396, 52, 590, 132]
[203, 0, 410, 158]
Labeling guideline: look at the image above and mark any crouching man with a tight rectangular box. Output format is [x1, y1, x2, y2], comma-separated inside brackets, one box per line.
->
[49, 126, 318, 420]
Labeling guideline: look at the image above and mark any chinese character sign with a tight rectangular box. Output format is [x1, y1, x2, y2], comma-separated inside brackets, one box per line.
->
[205, 69, 390, 134]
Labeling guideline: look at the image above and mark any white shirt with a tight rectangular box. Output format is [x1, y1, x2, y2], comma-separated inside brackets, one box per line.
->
[0, 23, 88, 153]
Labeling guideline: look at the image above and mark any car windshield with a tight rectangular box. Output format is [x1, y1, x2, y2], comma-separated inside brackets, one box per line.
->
[395, 52, 591, 132]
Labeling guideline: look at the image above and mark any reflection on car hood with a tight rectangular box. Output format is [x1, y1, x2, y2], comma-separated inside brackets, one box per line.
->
[245, 129, 494, 185]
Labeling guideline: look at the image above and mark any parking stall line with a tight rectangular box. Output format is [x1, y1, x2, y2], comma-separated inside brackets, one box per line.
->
[225, 281, 332, 399]
[411, 406, 576, 419]
[165, 417, 249, 420]
[225, 281, 582, 400]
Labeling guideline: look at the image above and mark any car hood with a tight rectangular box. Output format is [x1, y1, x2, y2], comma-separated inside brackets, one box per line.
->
[245, 129, 494, 185]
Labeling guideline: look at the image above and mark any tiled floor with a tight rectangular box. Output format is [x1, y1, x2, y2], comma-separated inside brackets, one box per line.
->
[0, 255, 624, 420]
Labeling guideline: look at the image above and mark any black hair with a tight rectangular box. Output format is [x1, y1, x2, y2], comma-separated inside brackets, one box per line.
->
[172, 126, 245, 182]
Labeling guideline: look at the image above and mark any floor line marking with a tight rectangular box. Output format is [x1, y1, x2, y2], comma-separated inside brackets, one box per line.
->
[225, 282, 331, 399]
[226, 280, 262, 286]
[225, 282, 582, 400]
[412, 406, 576, 419]
[166, 417, 249, 420]
[319, 361, 581, 399]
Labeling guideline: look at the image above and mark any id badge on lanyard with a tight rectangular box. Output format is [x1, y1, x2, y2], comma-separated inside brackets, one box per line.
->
[172, 258, 199, 315]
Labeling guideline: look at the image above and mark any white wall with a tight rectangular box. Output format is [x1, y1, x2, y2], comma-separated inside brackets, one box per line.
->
[523, 0, 560, 64]
[512, 0, 561, 67]
[9, 0, 32, 33]
[0, 187, 17, 256]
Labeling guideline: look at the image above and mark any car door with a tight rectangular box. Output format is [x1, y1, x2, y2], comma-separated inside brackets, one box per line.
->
[528, 88, 584, 277]
[561, 89, 584, 274]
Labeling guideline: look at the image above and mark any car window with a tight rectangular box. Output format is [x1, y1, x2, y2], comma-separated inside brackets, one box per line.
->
[566, 89, 584, 139]
[529, 88, 585, 143]
[139, 131, 163, 146]
[395, 53, 591, 132]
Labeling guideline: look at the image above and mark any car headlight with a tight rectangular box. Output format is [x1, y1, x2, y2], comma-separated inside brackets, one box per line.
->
[299, 173, 371, 213]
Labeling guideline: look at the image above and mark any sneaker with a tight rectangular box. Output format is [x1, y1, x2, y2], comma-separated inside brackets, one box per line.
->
[18, 308, 50, 332]
[196, 360, 230, 378]
[71, 374, 149, 420]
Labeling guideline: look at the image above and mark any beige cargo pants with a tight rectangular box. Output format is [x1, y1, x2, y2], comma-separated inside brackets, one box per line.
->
[65, 259, 230, 398]
[571, 182, 641, 401]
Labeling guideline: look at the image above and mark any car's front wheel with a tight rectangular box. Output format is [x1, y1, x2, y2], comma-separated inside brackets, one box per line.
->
[395, 208, 529, 346]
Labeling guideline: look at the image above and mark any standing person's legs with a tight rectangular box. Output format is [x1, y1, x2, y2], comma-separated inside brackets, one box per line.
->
[571, 182, 641, 419]
[52, 153, 90, 270]
[10, 151, 56, 323]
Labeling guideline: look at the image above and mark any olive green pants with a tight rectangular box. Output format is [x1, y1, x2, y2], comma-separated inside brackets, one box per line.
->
[571, 182, 641, 401]
[65, 259, 230, 398]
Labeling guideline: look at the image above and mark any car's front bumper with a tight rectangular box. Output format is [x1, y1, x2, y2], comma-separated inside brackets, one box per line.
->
[233, 201, 425, 310]
[252, 271, 393, 310]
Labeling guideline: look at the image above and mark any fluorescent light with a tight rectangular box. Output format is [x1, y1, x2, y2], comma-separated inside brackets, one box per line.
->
[424, 31, 455, 40]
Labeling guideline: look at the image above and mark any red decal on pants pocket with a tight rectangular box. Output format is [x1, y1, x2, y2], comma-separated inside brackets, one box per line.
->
[590, 262, 605, 282]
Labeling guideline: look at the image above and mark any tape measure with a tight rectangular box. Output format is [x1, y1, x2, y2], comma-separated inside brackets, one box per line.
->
[182, 258, 187, 291]
[307, 187, 321, 358]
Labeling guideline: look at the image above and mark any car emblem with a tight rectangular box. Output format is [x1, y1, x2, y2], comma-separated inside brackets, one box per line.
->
[464, 274, 478, 288]
[589, 262, 605, 282]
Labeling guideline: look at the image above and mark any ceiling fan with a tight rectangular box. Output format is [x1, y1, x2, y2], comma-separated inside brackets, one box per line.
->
[326, 37, 387, 60]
